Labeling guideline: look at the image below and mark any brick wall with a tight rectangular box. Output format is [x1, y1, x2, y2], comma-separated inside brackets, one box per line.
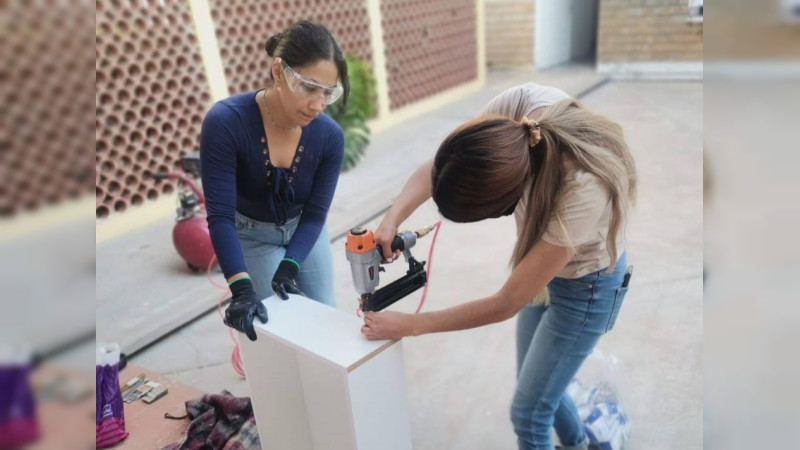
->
[598, 0, 703, 63]
[92, 0, 480, 220]
[209, 0, 373, 94]
[706, 14, 800, 60]
[381, 0, 477, 110]
[485, 0, 535, 67]
[96, 1, 210, 218]
[1, 2, 94, 216]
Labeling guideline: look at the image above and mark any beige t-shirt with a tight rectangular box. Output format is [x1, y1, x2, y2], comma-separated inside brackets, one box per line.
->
[482, 83, 624, 278]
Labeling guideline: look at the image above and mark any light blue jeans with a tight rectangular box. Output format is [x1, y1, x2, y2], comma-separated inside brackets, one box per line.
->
[234, 211, 335, 307]
[512, 252, 629, 450]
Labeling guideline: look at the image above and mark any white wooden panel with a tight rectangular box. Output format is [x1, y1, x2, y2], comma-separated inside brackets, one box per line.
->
[253, 294, 393, 369]
[296, 353, 356, 450]
[242, 295, 411, 449]
[239, 332, 313, 450]
[348, 341, 412, 450]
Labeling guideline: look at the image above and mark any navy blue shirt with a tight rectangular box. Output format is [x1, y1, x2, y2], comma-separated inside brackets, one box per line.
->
[200, 91, 344, 279]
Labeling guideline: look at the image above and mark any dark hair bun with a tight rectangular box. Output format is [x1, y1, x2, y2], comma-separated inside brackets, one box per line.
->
[265, 31, 284, 57]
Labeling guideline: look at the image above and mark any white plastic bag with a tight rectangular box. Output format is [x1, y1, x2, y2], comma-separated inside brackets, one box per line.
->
[568, 349, 631, 450]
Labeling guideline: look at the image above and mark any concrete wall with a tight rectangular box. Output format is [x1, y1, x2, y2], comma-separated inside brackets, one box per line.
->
[485, 0, 535, 68]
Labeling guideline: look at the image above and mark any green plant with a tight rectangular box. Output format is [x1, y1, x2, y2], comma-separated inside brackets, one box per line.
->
[325, 54, 377, 172]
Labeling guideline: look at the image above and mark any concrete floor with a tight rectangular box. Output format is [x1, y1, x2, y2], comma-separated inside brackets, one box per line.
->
[132, 77, 703, 449]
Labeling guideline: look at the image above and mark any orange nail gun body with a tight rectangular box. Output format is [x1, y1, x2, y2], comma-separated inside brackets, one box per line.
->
[345, 225, 435, 311]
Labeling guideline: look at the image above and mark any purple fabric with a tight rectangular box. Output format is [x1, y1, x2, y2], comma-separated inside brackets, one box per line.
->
[96, 363, 128, 448]
[0, 364, 39, 447]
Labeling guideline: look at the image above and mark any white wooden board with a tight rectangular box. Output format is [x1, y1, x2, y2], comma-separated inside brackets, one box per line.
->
[239, 294, 412, 450]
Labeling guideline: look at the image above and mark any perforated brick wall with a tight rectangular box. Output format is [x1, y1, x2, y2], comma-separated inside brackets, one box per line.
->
[90, 0, 478, 221]
[381, 0, 478, 110]
[208, 0, 373, 95]
[0, 2, 94, 216]
[96, 0, 210, 219]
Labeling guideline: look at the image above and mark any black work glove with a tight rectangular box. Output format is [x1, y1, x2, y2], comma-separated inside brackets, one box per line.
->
[271, 258, 304, 300]
[223, 278, 268, 341]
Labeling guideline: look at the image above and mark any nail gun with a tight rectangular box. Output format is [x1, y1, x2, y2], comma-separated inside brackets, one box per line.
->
[345, 225, 436, 312]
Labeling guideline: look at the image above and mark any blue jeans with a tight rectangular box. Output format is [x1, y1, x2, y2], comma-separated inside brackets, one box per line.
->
[512, 253, 629, 450]
[234, 211, 335, 307]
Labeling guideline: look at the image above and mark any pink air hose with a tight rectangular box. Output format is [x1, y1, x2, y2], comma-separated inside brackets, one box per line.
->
[206, 255, 247, 378]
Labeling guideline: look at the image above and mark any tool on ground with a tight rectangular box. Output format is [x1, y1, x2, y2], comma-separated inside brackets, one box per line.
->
[346, 224, 437, 312]
[121, 375, 169, 404]
[121, 374, 152, 403]
[35, 373, 92, 404]
[142, 381, 168, 404]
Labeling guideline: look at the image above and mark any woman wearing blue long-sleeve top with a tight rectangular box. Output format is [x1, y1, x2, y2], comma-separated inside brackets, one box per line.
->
[200, 21, 348, 341]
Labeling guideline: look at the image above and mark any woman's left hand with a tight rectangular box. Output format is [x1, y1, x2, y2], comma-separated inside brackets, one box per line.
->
[361, 311, 415, 340]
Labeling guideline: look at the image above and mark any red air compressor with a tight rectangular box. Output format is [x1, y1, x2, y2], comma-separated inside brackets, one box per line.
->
[154, 153, 216, 272]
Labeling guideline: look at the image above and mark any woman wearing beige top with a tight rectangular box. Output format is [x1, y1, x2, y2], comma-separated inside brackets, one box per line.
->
[362, 83, 637, 450]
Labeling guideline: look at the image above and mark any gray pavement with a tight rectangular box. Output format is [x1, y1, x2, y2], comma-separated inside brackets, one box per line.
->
[130, 75, 703, 449]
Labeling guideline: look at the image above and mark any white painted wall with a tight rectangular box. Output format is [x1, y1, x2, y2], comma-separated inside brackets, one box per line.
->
[535, 0, 598, 69]
[535, 0, 573, 69]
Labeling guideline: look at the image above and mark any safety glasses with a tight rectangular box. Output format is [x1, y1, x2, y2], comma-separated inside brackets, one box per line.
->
[278, 58, 343, 106]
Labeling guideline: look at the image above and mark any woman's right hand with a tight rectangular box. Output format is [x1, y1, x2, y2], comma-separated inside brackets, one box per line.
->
[224, 278, 268, 341]
[374, 219, 401, 264]
[374, 158, 435, 264]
